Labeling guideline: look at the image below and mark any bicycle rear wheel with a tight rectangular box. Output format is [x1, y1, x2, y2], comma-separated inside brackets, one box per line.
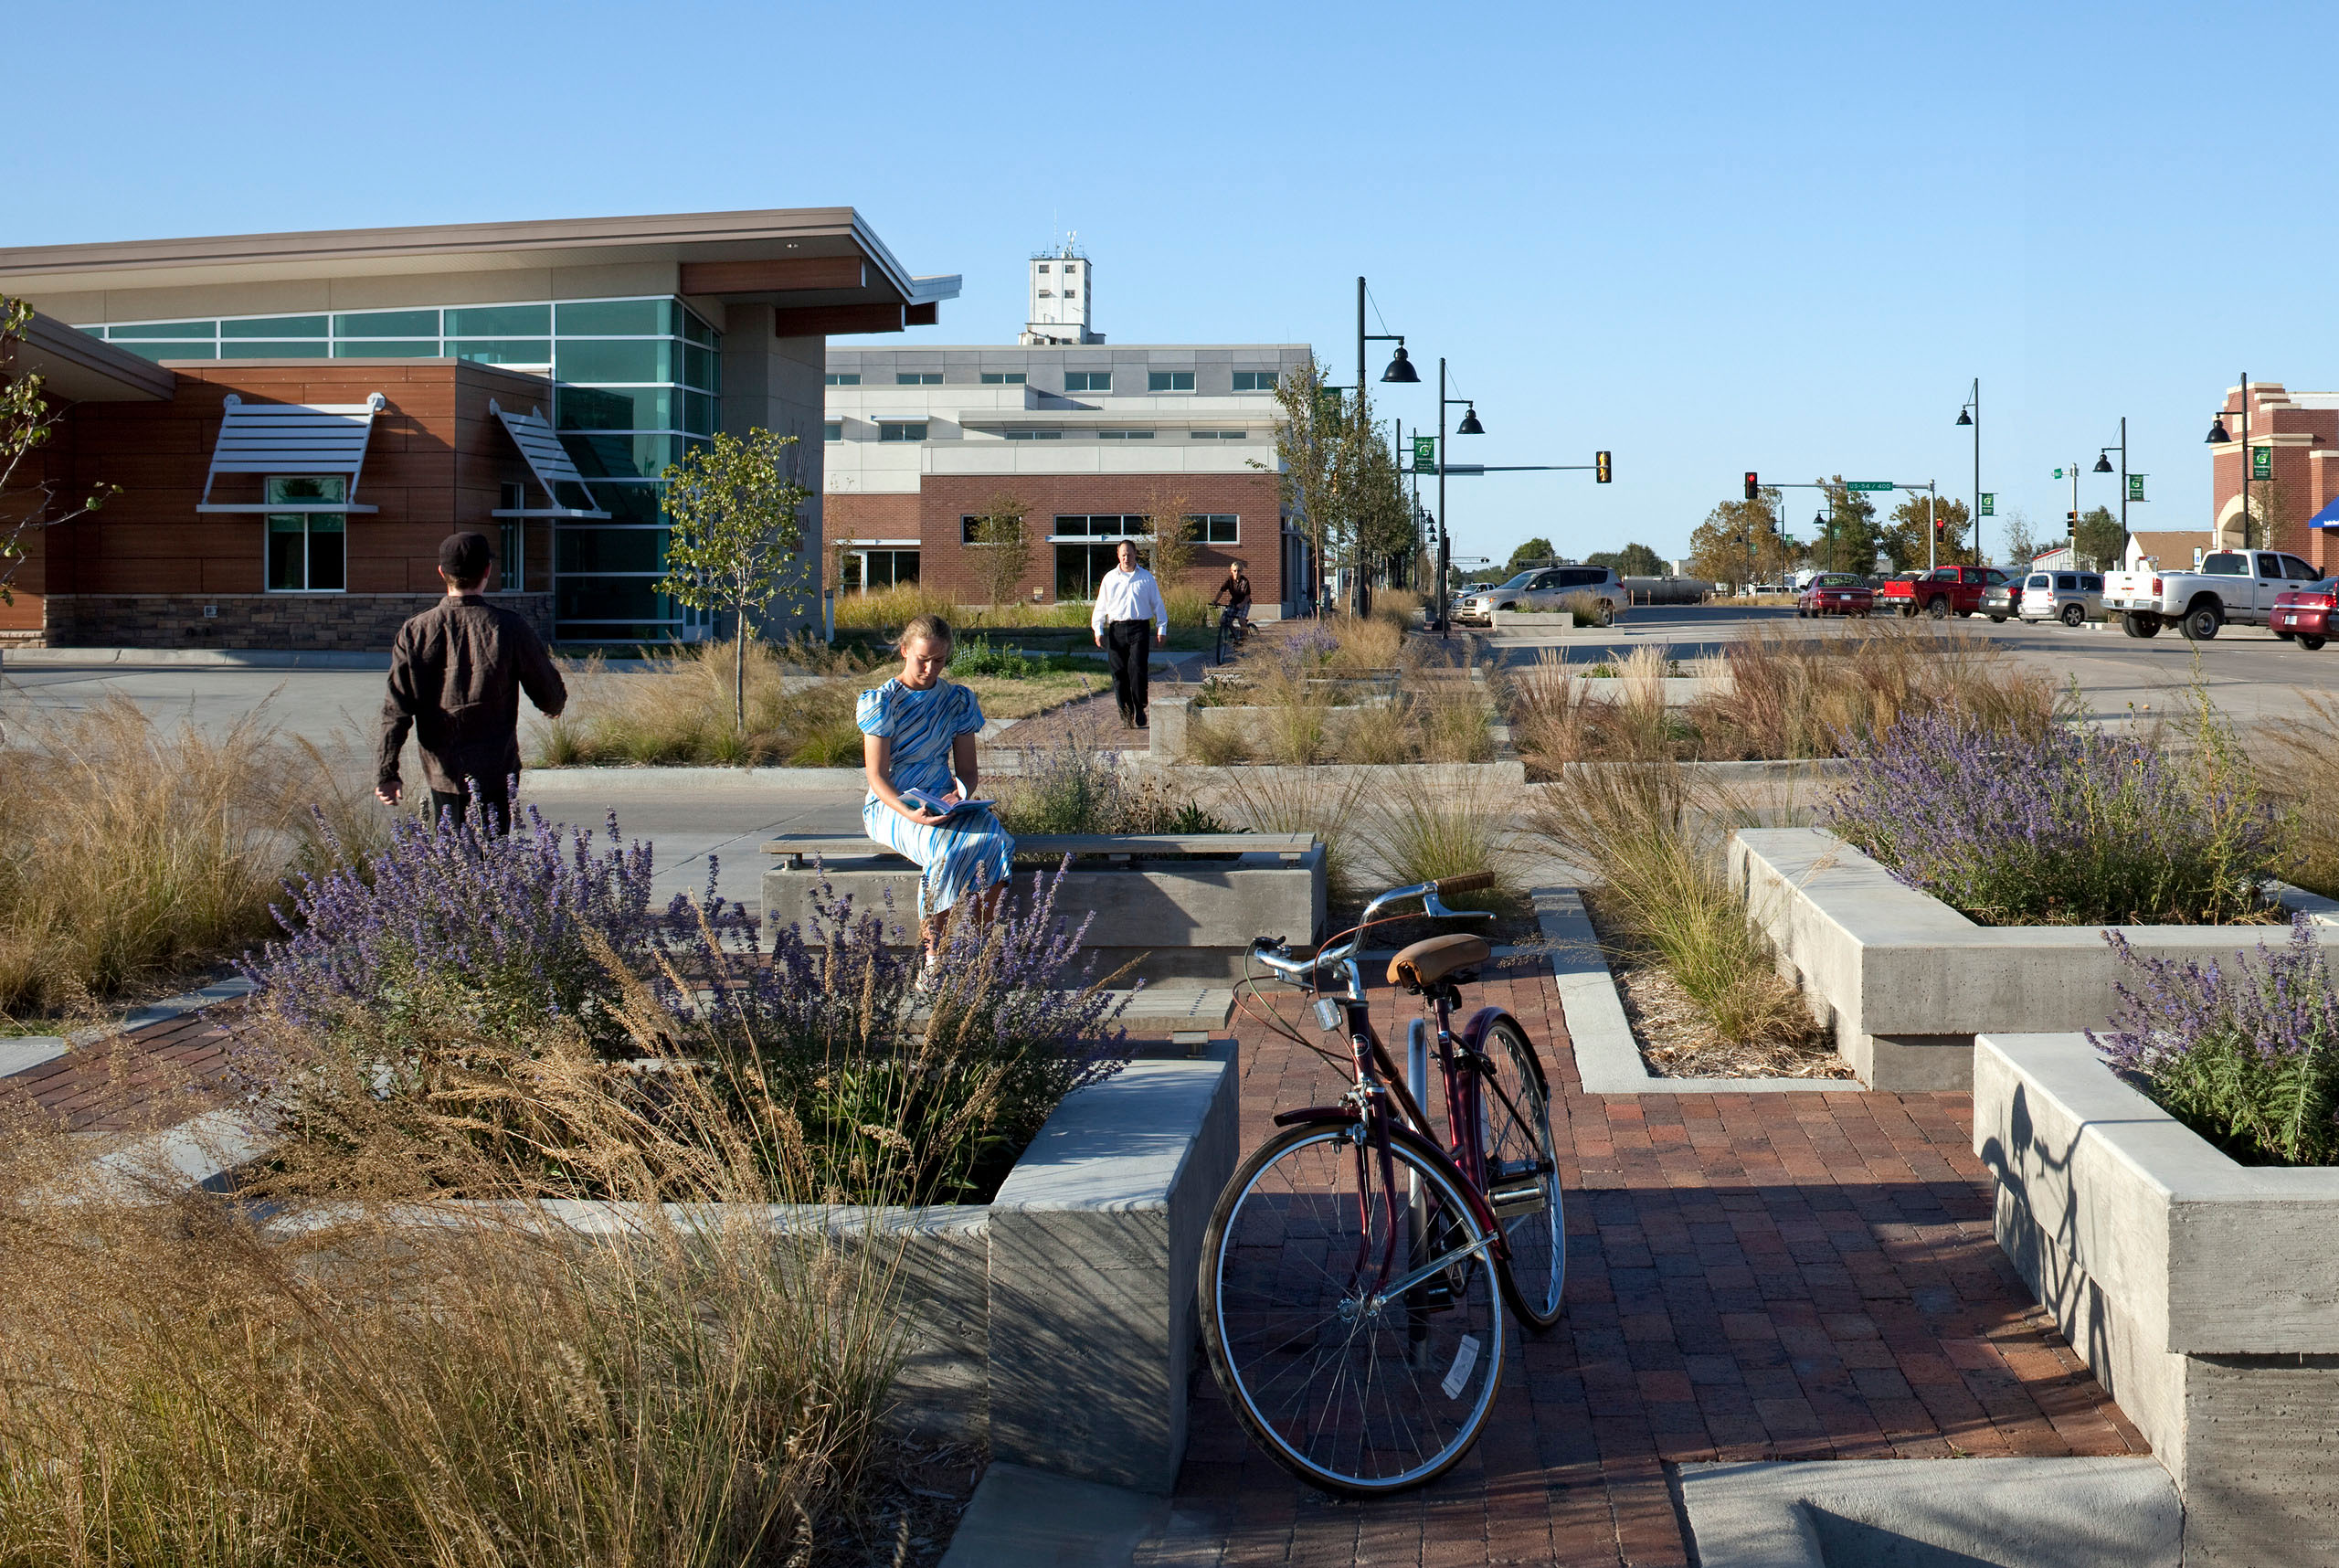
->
[1476, 1017, 1566, 1330]
[1201, 1121, 1505, 1495]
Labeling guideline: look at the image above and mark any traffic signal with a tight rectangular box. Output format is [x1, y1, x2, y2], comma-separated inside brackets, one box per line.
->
[1596, 450, 1613, 484]
[1934, 517, 1946, 540]
[1743, 471, 1759, 501]
[2067, 510, 2080, 532]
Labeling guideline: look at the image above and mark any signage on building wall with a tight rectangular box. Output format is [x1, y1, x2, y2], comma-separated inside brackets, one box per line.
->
[1413, 435, 1437, 473]
[2252, 446, 2272, 481]
[1979, 493, 1995, 515]
[2128, 473, 2146, 502]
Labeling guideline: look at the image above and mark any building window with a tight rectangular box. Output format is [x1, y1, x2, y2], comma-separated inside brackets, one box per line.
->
[1148, 371, 1196, 392]
[841, 548, 919, 592]
[1098, 429, 1155, 440]
[497, 482, 527, 592]
[1050, 514, 1147, 540]
[1004, 429, 1063, 440]
[264, 476, 346, 592]
[1190, 429, 1246, 440]
[979, 372, 1026, 385]
[824, 420, 842, 441]
[1064, 371, 1111, 392]
[895, 372, 942, 385]
[1233, 371, 1278, 392]
[1036, 290, 1053, 298]
[1037, 263, 1052, 273]
[825, 372, 860, 386]
[1186, 514, 1240, 545]
[878, 422, 928, 443]
[1055, 540, 1150, 599]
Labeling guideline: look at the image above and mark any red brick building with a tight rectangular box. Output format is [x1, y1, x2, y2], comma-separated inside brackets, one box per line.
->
[2207, 380, 2339, 567]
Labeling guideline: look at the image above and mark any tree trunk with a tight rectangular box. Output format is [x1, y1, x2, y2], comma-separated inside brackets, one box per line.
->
[734, 614, 746, 736]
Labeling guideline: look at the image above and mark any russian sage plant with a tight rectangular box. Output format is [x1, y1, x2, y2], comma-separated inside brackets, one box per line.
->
[2091, 917, 2339, 1166]
[238, 807, 675, 1052]
[1822, 705, 2288, 927]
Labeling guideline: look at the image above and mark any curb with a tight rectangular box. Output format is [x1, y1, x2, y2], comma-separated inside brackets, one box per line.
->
[938, 1462, 1167, 1568]
[1, 647, 390, 670]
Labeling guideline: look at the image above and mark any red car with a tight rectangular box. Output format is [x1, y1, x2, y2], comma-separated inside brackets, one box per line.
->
[2271, 577, 2338, 650]
[1796, 573, 1874, 618]
[1874, 565, 2013, 619]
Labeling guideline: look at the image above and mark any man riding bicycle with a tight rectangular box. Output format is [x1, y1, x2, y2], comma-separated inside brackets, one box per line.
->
[1212, 559, 1253, 636]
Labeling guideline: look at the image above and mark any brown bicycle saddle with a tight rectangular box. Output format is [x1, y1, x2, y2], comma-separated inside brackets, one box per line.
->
[1387, 932, 1491, 989]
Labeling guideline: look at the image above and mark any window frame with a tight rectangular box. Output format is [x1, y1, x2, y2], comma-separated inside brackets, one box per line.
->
[877, 421, 929, 444]
[263, 474, 349, 594]
[1148, 370, 1197, 393]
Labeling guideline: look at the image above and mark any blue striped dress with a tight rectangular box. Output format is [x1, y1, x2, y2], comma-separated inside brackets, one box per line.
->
[858, 678, 1014, 916]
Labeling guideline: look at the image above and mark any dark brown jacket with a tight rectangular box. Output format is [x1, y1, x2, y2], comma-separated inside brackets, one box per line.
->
[376, 596, 567, 793]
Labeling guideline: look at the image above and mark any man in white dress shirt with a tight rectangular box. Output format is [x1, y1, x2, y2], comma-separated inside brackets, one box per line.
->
[1091, 538, 1170, 727]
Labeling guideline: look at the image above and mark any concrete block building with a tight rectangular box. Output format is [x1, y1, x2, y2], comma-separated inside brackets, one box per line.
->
[824, 248, 1311, 616]
[0, 207, 957, 649]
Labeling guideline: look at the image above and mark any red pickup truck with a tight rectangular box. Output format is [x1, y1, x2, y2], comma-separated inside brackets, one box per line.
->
[1875, 565, 2013, 619]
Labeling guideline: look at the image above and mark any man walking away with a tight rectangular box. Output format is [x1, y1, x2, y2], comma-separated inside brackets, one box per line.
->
[1091, 537, 1168, 727]
[376, 531, 567, 833]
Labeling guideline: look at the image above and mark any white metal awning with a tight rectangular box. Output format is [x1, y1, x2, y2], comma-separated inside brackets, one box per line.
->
[489, 400, 609, 519]
[195, 393, 385, 513]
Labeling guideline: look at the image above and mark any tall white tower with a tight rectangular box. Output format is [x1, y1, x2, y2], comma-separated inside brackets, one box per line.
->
[1021, 239, 1102, 345]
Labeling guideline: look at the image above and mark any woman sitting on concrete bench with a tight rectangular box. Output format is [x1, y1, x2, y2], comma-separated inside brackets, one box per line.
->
[858, 613, 1015, 971]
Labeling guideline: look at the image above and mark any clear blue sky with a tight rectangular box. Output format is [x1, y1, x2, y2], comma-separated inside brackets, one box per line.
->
[13, 0, 2317, 569]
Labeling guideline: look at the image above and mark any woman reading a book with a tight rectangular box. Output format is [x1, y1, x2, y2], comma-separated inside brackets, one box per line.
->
[859, 613, 1015, 959]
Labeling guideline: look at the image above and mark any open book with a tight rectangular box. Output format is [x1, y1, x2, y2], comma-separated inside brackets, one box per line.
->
[901, 788, 995, 817]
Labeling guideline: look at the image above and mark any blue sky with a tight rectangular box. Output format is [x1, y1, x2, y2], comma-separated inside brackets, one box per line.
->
[12, 1, 2321, 568]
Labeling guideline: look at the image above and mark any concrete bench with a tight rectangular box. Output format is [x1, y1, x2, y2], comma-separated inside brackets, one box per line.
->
[764, 832, 1325, 984]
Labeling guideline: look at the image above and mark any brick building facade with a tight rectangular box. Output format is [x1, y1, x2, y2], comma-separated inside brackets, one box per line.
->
[2207, 381, 2339, 568]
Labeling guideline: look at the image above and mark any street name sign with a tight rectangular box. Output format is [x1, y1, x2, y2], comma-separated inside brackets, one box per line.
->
[1846, 481, 1895, 492]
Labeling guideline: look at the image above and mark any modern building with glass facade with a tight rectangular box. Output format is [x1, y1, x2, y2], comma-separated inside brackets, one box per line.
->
[0, 208, 956, 648]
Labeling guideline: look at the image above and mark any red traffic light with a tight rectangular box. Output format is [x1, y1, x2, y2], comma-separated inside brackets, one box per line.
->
[1743, 471, 1759, 501]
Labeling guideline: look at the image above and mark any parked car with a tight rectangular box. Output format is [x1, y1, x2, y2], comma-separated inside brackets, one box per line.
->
[2271, 577, 2339, 650]
[1453, 564, 1621, 626]
[1795, 573, 1874, 619]
[1981, 578, 2026, 621]
[2015, 570, 2104, 627]
[2103, 548, 2323, 639]
[1874, 564, 2014, 619]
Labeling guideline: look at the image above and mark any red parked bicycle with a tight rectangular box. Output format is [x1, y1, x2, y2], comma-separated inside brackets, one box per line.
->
[1199, 872, 1565, 1495]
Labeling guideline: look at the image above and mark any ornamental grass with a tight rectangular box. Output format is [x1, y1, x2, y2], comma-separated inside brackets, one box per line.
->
[0, 696, 379, 1021]
[2093, 916, 2339, 1166]
[532, 640, 874, 768]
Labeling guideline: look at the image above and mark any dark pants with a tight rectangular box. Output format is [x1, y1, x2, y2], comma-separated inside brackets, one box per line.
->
[1106, 619, 1152, 724]
[430, 777, 513, 837]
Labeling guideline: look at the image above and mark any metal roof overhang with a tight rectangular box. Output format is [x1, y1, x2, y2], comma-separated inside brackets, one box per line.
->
[5, 310, 175, 401]
[195, 393, 385, 514]
[490, 401, 609, 519]
[0, 208, 958, 336]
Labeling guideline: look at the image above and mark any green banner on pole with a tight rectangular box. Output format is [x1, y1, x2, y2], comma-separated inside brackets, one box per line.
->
[2252, 446, 2272, 481]
[1846, 480, 1894, 492]
[1979, 493, 1995, 516]
[2128, 473, 2145, 502]
[1413, 435, 1436, 473]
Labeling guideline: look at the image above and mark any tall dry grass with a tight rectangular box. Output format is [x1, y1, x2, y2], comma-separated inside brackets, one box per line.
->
[535, 640, 875, 768]
[1531, 758, 1814, 1047]
[833, 584, 1093, 633]
[1213, 768, 1371, 906]
[1371, 588, 1424, 632]
[0, 1001, 910, 1568]
[0, 697, 380, 1020]
[1359, 772, 1518, 898]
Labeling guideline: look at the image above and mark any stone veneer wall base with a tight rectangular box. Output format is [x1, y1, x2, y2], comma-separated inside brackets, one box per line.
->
[44, 593, 554, 652]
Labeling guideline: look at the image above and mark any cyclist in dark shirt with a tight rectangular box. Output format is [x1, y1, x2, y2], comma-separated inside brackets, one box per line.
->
[1212, 560, 1254, 627]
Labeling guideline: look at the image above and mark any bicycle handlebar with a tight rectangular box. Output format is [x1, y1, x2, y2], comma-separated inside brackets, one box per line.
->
[1249, 874, 1493, 991]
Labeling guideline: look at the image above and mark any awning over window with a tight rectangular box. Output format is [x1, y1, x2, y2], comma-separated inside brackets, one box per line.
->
[2312, 497, 2339, 529]
[491, 401, 609, 519]
[196, 393, 384, 514]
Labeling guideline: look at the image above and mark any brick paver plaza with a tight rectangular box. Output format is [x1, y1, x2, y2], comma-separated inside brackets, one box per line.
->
[1143, 952, 2146, 1566]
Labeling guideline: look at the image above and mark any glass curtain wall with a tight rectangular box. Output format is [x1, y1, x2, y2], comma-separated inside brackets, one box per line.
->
[82, 299, 720, 642]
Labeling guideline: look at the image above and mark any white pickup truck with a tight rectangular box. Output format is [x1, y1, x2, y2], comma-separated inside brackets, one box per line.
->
[2101, 548, 2324, 640]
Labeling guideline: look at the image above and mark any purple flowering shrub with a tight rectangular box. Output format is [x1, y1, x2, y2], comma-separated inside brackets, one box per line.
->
[238, 806, 678, 1054]
[2091, 916, 2339, 1166]
[651, 858, 1132, 1202]
[1820, 705, 2289, 927]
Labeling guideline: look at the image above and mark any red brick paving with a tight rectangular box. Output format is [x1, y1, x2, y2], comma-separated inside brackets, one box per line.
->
[0, 1007, 237, 1131]
[1143, 954, 2146, 1566]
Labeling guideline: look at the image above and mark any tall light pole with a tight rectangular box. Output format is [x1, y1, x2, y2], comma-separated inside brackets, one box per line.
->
[2207, 376, 2249, 551]
[1956, 380, 1980, 565]
[2093, 418, 2132, 567]
[1352, 276, 1417, 616]
[1433, 356, 1484, 632]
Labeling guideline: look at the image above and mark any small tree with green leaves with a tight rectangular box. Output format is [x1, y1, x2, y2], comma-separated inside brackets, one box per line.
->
[1504, 537, 1557, 575]
[656, 428, 813, 734]
[967, 490, 1032, 609]
[1, 296, 119, 607]
[2076, 504, 2124, 571]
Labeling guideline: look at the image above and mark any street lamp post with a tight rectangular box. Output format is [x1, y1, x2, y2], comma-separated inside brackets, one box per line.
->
[2092, 417, 2132, 567]
[1351, 276, 1418, 617]
[1433, 356, 1484, 633]
[1956, 380, 1980, 565]
[2207, 375, 2249, 551]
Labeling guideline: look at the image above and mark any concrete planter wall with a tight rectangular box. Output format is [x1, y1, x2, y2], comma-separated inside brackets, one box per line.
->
[1149, 689, 1391, 762]
[1974, 1034, 2339, 1566]
[764, 844, 1326, 983]
[1730, 828, 2339, 1090]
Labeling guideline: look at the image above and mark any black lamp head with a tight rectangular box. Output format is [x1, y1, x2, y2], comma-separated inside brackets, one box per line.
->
[2207, 417, 2231, 444]
[1380, 343, 1420, 384]
[1955, 408, 1973, 427]
[1455, 405, 1485, 436]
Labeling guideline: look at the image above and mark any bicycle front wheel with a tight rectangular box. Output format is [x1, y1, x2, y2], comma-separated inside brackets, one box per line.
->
[1476, 1017, 1567, 1330]
[1201, 1122, 1506, 1495]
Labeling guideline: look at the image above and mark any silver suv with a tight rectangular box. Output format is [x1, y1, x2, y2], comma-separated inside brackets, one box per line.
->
[1455, 565, 1621, 627]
